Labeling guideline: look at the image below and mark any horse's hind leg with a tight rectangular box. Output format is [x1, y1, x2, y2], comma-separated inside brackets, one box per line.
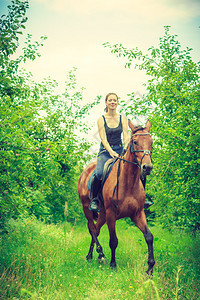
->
[96, 211, 107, 263]
[86, 215, 106, 262]
[131, 210, 155, 275]
[86, 236, 95, 261]
[83, 206, 96, 261]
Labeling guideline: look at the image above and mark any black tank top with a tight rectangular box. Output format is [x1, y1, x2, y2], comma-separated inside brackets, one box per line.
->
[102, 115, 122, 146]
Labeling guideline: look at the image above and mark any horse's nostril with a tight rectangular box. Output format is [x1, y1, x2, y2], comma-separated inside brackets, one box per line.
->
[142, 164, 152, 174]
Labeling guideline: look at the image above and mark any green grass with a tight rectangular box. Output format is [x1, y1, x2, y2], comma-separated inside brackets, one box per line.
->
[0, 217, 199, 299]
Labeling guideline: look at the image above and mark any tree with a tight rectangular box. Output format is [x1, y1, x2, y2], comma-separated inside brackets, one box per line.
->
[0, 0, 99, 228]
[104, 26, 200, 231]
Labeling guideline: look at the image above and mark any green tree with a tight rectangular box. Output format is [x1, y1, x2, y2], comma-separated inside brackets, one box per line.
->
[104, 26, 200, 231]
[0, 0, 99, 228]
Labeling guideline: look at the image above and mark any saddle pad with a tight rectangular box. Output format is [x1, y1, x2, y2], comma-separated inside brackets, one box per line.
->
[87, 158, 116, 191]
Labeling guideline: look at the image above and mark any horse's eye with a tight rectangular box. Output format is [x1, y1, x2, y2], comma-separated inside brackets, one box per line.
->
[133, 140, 137, 145]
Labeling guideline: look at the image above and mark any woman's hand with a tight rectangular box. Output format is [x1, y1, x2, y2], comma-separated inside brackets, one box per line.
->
[109, 150, 119, 158]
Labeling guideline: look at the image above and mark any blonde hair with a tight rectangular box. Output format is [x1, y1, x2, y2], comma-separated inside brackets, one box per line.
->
[105, 92, 119, 112]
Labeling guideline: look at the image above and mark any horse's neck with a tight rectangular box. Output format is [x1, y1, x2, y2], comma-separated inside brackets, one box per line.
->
[121, 147, 141, 184]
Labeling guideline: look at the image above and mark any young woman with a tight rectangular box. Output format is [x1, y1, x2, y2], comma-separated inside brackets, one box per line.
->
[89, 92, 129, 212]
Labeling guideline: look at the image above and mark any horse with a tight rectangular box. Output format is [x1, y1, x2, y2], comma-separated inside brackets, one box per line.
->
[78, 119, 155, 275]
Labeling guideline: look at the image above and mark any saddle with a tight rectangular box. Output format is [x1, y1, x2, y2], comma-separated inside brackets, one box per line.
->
[102, 158, 115, 186]
[87, 158, 116, 192]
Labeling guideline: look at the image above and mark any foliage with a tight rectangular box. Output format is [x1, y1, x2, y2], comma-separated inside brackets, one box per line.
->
[0, 218, 199, 299]
[104, 26, 200, 231]
[0, 0, 99, 228]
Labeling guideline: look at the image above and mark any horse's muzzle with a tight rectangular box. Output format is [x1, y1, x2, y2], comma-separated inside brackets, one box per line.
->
[141, 163, 153, 176]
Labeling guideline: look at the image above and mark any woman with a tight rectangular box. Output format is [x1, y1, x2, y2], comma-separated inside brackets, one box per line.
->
[89, 92, 129, 212]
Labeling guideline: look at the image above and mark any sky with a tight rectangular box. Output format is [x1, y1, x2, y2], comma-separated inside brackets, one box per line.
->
[1, 0, 200, 146]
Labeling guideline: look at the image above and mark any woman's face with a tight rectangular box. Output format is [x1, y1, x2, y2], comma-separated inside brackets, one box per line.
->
[106, 94, 118, 111]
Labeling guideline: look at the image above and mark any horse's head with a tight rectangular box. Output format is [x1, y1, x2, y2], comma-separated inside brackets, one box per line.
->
[128, 119, 153, 177]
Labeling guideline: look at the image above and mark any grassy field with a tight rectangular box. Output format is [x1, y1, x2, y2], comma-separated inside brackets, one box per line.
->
[0, 217, 199, 299]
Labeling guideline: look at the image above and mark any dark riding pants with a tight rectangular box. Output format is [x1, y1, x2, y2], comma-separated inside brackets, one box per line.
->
[96, 144, 123, 180]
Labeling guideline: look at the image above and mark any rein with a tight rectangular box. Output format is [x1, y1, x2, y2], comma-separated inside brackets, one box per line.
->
[116, 156, 139, 165]
[112, 131, 152, 209]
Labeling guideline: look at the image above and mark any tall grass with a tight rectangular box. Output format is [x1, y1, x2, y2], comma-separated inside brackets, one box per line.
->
[0, 217, 199, 299]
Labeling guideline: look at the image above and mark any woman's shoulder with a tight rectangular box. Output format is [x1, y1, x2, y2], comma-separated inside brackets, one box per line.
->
[121, 115, 128, 127]
[97, 115, 104, 124]
[121, 114, 128, 122]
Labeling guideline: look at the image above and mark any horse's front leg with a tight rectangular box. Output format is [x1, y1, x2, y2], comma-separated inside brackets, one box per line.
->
[106, 211, 118, 268]
[143, 226, 155, 275]
[131, 210, 155, 275]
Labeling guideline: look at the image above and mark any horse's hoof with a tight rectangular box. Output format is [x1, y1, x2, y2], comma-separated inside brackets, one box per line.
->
[145, 270, 153, 277]
[110, 262, 117, 269]
[86, 255, 93, 261]
[98, 256, 108, 265]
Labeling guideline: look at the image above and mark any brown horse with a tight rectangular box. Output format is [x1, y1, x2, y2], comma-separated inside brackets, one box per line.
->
[78, 119, 155, 274]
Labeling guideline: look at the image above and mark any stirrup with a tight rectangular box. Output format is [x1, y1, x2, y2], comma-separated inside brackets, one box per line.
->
[89, 198, 100, 212]
[144, 194, 154, 209]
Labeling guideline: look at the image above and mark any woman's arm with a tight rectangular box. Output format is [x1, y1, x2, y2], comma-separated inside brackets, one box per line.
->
[122, 115, 130, 149]
[97, 117, 119, 158]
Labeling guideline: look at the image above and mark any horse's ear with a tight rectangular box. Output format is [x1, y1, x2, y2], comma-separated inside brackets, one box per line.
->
[128, 119, 135, 132]
[145, 119, 151, 132]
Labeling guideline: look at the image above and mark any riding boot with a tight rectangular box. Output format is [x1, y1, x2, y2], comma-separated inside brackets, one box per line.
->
[89, 175, 101, 212]
[141, 175, 154, 208]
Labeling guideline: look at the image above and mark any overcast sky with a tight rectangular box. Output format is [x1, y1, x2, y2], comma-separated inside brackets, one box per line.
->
[1, 0, 200, 145]
[1, 0, 199, 98]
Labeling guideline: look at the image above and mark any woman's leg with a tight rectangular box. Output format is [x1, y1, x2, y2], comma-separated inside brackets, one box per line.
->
[89, 152, 110, 212]
[96, 152, 111, 180]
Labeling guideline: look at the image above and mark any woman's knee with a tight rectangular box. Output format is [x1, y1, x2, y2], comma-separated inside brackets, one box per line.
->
[96, 157, 106, 179]
[96, 164, 103, 179]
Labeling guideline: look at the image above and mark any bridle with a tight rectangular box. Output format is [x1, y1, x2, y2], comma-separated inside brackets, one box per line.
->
[116, 131, 152, 168]
[130, 132, 152, 167]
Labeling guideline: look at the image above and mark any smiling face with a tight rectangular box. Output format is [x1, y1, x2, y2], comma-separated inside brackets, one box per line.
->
[105, 93, 118, 111]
